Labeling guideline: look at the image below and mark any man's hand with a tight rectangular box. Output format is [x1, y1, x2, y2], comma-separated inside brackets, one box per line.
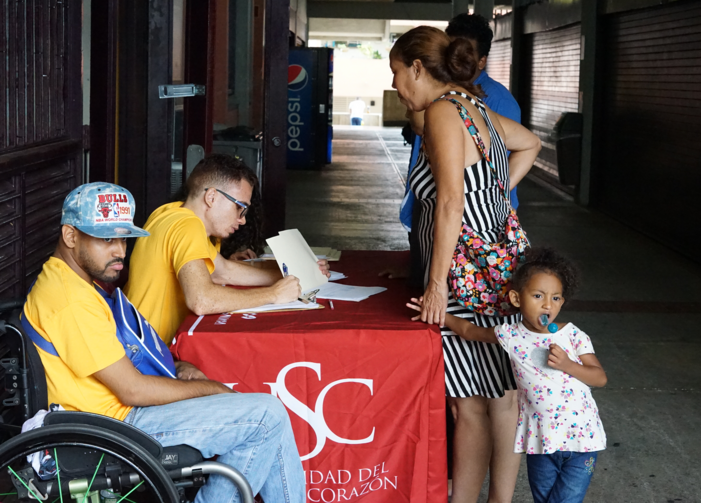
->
[94, 356, 232, 407]
[317, 259, 331, 278]
[379, 267, 410, 280]
[272, 275, 301, 303]
[175, 361, 208, 381]
[229, 249, 257, 261]
[547, 344, 573, 372]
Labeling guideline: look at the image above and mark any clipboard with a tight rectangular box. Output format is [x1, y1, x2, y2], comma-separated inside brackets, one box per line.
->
[230, 300, 325, 314]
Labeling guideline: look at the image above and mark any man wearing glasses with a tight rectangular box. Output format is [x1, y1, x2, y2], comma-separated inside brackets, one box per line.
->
[125, 154, 329, 345]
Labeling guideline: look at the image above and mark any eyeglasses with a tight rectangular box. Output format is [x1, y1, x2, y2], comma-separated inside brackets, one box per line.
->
[204, 188, 249, 218]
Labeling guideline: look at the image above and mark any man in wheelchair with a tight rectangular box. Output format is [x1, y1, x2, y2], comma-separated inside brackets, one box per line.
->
[3, 183, 304, 503]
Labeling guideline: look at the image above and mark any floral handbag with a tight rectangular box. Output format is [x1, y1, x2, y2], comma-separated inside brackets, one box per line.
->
[440, 95, 530, 316]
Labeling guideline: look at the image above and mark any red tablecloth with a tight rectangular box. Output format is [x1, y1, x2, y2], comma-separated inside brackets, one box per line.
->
[171, 251, 447, 503]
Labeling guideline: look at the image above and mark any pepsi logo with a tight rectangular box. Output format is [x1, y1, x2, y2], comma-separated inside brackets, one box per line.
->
[288, 65, 308, 91]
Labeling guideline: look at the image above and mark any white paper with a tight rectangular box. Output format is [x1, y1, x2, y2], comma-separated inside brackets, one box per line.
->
[266, 229, 329, 293]
[328, 271, 347, 282]
[231, 300, 321, 314]
[253, 253, 326, 260]
[313, 282, 386, 302]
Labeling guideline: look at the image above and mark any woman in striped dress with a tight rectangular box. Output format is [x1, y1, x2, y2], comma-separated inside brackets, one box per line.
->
[390, 27, 541, 502]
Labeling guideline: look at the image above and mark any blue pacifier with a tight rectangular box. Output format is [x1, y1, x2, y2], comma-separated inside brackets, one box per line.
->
[539, 314, 558, 333]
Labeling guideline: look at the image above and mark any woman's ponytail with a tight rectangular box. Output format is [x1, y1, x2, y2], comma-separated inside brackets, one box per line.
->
[391, 26, 484, 98]
[445, 38, 481, 93]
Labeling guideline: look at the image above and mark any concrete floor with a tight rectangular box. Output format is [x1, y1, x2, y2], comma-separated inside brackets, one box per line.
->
[287, 126, 701, 503]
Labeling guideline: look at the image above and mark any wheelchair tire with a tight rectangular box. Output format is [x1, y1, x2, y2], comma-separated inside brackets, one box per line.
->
[0, 424, 180, 502]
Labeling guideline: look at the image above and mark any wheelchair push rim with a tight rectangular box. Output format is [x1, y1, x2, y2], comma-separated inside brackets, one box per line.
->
[0, 424, 180, 503]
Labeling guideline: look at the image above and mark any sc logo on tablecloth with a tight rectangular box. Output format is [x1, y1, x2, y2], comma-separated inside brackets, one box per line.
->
[236, 362, 375, 461]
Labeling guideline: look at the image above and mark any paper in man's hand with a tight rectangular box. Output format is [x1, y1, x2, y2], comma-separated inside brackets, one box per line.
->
[266, 229, 328, 293]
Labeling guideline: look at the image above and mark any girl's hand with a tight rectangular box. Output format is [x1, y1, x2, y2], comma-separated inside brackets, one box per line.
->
[406, 297, 425, 321]
[547, 344, 573, 372]
[421, 282, 448, 326]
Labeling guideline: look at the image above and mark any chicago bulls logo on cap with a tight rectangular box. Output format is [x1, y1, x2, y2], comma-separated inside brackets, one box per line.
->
[62, 182, 149, 239]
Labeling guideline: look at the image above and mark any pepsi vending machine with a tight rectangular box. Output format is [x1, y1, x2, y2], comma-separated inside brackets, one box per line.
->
[287, 48, 333, 170]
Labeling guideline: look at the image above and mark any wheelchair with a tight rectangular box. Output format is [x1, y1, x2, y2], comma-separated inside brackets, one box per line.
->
[0, 299, 255, 502]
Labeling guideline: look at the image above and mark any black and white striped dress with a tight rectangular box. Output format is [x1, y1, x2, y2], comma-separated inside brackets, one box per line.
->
[409, 92, 519, 398]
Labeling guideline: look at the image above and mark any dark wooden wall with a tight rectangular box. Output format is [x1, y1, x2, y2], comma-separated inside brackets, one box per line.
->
[596, 0, 701, 252]
[486, 39, 512, 91]
[521, 24, 581, 183]
[0, 0, 82, 300]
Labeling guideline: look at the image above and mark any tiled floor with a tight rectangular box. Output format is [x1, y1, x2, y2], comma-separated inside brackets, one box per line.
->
[287, 126, 701, 502]
[287, 126, 411, 251]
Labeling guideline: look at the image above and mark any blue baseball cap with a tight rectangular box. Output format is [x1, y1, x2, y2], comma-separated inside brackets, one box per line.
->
[61, 182, 149, 238]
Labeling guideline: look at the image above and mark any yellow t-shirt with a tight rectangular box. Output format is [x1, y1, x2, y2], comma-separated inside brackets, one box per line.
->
[124, 202, 219, 345]
[24, 257, 132, 421]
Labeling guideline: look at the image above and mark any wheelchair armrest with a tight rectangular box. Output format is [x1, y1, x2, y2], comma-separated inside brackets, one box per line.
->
[44, 411, 162, 459]
[161, 444, 203, 469]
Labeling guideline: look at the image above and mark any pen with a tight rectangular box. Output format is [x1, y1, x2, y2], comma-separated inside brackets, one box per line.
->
[329, 300, 334, 310]
[282, 263, 288, 277]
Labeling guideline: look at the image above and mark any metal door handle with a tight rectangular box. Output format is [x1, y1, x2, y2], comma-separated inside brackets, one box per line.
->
[158, 84, 206, 99]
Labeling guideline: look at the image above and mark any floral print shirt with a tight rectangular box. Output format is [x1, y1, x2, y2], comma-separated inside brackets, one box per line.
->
[495, 322, 607, 454]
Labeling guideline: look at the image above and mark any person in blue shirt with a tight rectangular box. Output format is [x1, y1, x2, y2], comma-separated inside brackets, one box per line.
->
[446, 13, 522, 209]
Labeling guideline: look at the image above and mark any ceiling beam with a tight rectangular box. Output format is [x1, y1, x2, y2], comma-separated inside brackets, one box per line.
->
[308, 1, 455, 21]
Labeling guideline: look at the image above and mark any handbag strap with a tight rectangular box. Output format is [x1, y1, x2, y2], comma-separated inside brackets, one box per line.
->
[434, 92, 509, 202]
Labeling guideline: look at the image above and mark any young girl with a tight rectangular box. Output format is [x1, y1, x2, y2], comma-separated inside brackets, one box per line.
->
[408, 248, 607, 503]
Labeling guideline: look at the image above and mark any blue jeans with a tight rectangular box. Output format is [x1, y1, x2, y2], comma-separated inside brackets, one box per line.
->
[125, 393, 305, 503]
[527, 451, 599, 503]
[351, 117, 362, 126]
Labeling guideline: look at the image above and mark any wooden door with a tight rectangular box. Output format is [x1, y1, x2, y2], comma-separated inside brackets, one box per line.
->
[181, 0, 290, 235]
[0, 0, 83, 300]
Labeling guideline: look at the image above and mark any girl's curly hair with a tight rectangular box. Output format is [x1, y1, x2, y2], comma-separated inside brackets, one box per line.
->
[511, 247, 580, 299]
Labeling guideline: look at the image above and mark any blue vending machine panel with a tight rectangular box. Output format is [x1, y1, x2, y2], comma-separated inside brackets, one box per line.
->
[287, 51, 315, 169]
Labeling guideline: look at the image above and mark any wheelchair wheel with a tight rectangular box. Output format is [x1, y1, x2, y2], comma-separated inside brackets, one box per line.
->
[0, 424, 180, 502]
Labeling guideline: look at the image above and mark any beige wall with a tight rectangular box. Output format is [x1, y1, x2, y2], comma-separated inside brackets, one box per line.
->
[333, 56, 393, 98]
[333, 55, 393, 120]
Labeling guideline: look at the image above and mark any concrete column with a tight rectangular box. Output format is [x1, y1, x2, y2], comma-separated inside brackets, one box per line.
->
[474, 0, 494, 19]
[453, 0, 469, 17]
[577, 0, 599, 206]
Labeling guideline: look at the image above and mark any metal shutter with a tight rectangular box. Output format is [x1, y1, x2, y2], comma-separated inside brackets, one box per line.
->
[522, 24, 581, 183]
[486, 39, 512, 92]
[598, 1, 701, 255]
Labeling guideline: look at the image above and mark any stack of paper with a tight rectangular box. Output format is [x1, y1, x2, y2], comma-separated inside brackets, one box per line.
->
[310, 247, 342, 261]
[231, 300, 323, 314]
[328, 271, 347, 282]
[314, 282, 386, 302]
[258, 246, 342, 262]
[266, 229, 329, 293]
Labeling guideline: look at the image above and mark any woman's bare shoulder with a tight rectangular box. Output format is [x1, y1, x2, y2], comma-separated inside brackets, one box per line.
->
[425, 98, 458, 118]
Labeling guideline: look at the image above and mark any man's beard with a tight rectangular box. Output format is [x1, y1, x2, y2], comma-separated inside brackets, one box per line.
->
[78, 249, 123, 283]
